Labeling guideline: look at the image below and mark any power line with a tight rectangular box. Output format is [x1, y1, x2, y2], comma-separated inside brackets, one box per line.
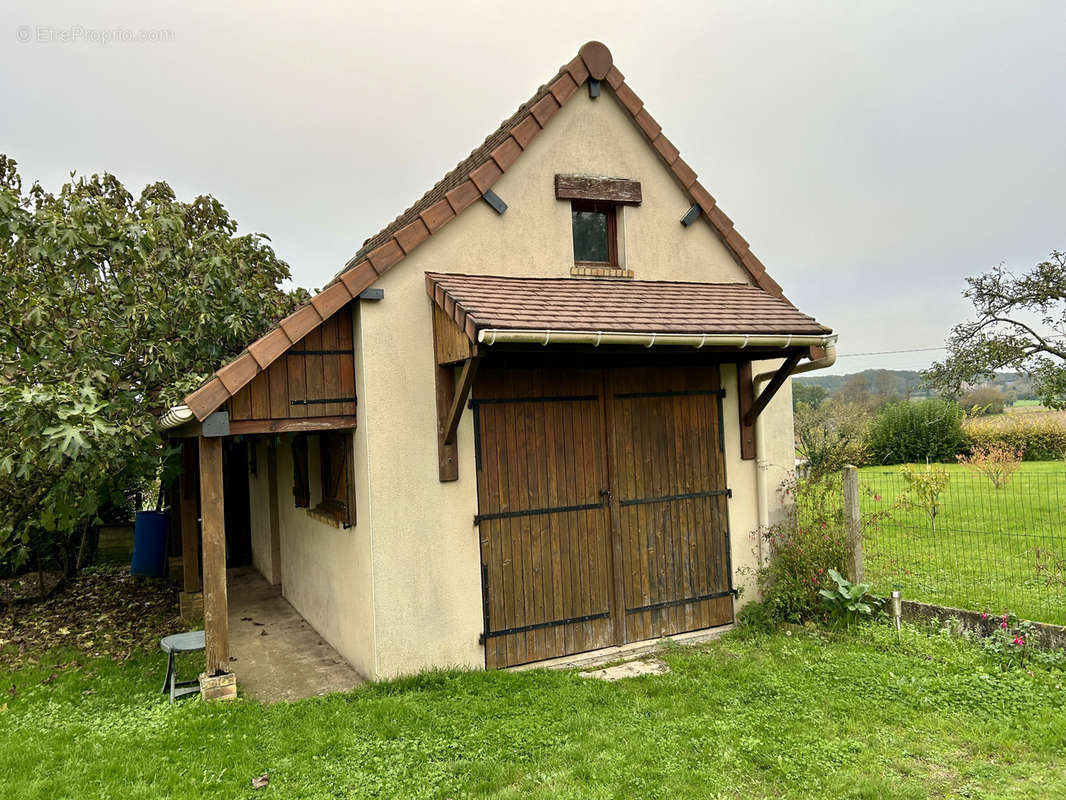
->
[836, 346, 947, 359]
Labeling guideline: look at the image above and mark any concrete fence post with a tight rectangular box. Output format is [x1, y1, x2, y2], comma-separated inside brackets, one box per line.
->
[843, 464, 864, 584]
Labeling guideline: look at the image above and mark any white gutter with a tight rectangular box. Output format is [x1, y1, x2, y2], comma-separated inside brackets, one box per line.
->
[159, 404, 195, 430]
[751, 340, 838, 565]
[477, 329, 834, 350]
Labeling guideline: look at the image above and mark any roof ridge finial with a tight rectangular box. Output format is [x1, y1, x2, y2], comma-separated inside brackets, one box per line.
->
[579, 41, 613, 80]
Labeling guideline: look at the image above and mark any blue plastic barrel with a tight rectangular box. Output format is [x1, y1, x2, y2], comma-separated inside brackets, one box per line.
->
[130, 510, 170, 576]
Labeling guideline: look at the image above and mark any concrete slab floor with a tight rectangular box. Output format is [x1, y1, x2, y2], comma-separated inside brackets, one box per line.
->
[509, 623, 734, 672]
[579, 657, 670, 681]
[227, 567, 364, 703]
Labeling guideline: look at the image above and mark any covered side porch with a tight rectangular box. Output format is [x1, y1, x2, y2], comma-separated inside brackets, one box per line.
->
[162, 305, 365, 700]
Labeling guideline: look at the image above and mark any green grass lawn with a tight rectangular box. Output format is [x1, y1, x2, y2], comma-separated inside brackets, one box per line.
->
[2, 625, 1065, 799]
[859, 462, 1066, 623]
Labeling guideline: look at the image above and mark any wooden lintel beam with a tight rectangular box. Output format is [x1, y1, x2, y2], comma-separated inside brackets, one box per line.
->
[227, 415, 357, 436]
[442, 357, 481, 446]
[744, 353, 803, 428]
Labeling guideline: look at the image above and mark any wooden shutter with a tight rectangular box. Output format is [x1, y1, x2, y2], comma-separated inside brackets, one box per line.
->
[292, 435, 309, 508]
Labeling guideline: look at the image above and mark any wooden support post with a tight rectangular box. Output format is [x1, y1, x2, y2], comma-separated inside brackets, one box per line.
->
[199, 436, 229, 677]
[267, 439, 282, 585]
[737, 361, 755, 460]
[179, 439, 201, 594]
[178, 438, 203, 620]
[843, 464, 864, 584]
[434, 364, 460, 482]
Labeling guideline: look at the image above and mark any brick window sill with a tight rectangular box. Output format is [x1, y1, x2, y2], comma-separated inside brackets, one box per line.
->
[302, 507, 350, 529]
[571, 266, 633, 279]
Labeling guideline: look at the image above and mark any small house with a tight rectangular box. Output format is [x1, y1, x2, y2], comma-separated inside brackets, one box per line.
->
[161, 41, 835, 690]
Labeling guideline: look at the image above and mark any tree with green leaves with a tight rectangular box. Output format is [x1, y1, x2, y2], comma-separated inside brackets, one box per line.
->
[0, 155, 308, 576]
[925, 251, 1066, 409]
[792, 381, 829, 410]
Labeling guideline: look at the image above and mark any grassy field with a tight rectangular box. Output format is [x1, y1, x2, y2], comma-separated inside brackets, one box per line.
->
[2, 624, 1065, 799]
[860, 462, 1066, 623]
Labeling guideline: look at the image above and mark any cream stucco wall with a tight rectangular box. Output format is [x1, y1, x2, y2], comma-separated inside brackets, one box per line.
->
[244, 306, 379, 680]
[247, 441, 275, 583]
[348, 85, 800, 678]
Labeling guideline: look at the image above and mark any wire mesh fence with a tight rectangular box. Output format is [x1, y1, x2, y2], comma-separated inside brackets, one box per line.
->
[860, 465, 1066, 625]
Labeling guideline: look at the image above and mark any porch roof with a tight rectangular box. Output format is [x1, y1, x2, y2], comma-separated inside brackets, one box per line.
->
[425, 272, 832, 342]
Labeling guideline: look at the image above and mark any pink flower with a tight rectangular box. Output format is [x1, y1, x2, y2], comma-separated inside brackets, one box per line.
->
[1001, 614, 1009, 622]
[1012, 637, 1025, 646]
[874, 494, 882, 502]
[981, 612, 989, 620]
[1000, 621, 1008, 629]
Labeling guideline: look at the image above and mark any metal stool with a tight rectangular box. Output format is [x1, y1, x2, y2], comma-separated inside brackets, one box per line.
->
[160, 630, 206, 702]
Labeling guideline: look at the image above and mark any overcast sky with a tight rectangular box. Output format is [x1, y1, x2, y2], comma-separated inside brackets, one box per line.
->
[3, 1, 1064, 375]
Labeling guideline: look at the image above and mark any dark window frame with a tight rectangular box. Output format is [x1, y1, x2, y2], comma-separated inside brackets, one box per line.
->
[291, 431, 356, 527]
[316, 431, 356, 527]
[571, 199, 618, 267]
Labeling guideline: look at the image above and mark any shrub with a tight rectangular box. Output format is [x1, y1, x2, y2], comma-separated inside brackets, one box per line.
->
[794, 401, 870, 477]
[959, 387, 1006, 416]
[957, 443, 1023, 488]
[866, 399, 965, 464]
[964, 411, 1066, 461]
[745, 476, 847, 624]
[896, 464, 951, 534]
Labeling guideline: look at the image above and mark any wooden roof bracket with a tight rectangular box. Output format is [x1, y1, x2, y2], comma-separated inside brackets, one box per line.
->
[743, 352, 803, 428]
[442, 357, 481, 447]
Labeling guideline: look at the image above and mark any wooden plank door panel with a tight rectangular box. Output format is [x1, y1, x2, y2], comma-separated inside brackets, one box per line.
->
[474, 366, 615, 669]
[607, 366, 733, 644]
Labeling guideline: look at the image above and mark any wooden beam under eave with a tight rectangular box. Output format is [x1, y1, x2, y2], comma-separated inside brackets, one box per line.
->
[199, 436, 230, 677]
[442, 357, 480, 446]
[227, 415, 358, 436]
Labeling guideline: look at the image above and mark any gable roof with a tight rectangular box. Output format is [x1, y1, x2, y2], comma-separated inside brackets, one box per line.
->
[183, 41, 792, 421]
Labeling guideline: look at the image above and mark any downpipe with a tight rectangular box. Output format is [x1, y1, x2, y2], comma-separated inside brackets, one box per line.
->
[751, 342, 838, 565]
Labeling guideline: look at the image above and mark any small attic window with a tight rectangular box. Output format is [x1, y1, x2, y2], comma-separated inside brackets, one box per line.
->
[571, 200, 617, 266]
[556, 175, 640, 271]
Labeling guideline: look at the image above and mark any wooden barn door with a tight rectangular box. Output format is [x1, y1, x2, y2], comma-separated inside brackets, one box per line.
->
[605, 366, 733, 643]
[473, 367, 616, 669]
[474, 363, 733, 668]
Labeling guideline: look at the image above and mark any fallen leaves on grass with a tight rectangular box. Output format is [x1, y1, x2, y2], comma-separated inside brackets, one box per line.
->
[0, 566, 182, 668]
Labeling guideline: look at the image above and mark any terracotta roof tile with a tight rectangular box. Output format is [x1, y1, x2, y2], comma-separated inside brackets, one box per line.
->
[310, 280, 353, 318]
[531, 94, 561, 126]
[469, 160, 503, 193]
[490, 136, 522, 172]
[511, 115, 542, 149]
[445, 180, 481, 215]
[395, 219, 430, 254]
[652, 134, 679, 165]
[366, 239, 404, 274]
[339, 260, 376, 295]
[549, 73, 579, 105]
[425, 273, 830, 338]
[635, 109, 661, 141]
